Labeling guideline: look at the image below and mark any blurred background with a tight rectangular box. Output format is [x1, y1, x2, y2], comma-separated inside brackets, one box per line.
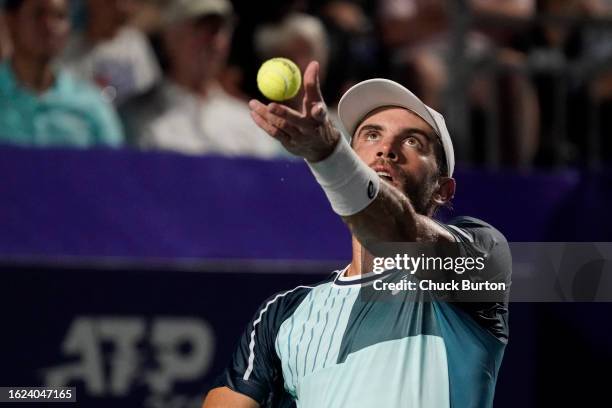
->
[1, 0, 611, 407]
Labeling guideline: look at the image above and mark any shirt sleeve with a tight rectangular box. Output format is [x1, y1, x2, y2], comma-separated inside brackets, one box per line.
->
[93, 98, 125, 147]
[77, 81, 124, 147]
[442, 216, 512, 288]
[438, 216, 512, 342]
[211, 287, 310, 406]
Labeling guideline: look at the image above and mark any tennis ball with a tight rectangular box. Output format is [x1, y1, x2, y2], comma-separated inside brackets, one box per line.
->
[257, 58, 302, 101]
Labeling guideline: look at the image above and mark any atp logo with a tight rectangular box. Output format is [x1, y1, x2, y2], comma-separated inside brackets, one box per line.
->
[42, 316, 214, 400]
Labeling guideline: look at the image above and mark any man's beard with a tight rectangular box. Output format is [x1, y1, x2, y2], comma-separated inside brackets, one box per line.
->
[401, 175, 438, 216]
[367, 156, 439, 216]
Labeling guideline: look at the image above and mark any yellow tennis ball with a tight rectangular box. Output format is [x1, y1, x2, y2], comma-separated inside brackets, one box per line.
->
[257, 58, 302, 101]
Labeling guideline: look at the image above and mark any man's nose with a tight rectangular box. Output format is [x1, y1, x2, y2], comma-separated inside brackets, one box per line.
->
[376, 145, 397, 161]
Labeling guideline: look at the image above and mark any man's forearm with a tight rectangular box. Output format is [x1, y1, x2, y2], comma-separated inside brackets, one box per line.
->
[342, 181, 419, 243]
[202, 387, 259, 408]
[341, 181, 451, 249]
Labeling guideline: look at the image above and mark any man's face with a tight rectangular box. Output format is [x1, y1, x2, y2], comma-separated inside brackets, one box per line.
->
[7, 0, 70, 60]
[352, 107, 441, 215]
[86, 0, 131, 28]
[166, 15, 232, 81]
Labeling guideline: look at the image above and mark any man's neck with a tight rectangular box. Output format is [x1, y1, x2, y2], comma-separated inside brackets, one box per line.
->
[347, 236, 363, 277]
[11, 53, 55, 93]
[347, 236, 381, 277]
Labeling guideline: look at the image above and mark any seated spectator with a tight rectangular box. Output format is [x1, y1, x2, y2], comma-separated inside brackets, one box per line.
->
[254, 12, 330, 111]
[581, 0, 612, 163]
[378, 0, 540, 166]
[120, 0, 281, 158]
[58, 0, 161, 106]
[309, 0, 380, 103]
[526, 0, 612, 165]
[252, 12, 357, 139]
[0, 0, 124, 148]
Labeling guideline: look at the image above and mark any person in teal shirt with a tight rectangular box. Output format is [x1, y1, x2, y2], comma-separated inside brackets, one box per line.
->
[0, 0, 123, 148]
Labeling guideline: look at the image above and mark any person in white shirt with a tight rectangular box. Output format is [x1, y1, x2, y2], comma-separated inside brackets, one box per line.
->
[120, 0, 282, 158]
[58, 0, 161, 105]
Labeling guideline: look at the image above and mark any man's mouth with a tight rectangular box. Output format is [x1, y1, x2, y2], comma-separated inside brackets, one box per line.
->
[375, 171, 393, 182]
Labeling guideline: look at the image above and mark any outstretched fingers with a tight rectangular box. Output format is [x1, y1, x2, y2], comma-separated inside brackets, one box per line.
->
[268, 103, 309, 127]
[249, 109, 288, 141]
[249, 100, 303, 141]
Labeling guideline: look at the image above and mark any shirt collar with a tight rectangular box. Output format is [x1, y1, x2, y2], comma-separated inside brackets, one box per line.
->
[0, 59, 68, 97]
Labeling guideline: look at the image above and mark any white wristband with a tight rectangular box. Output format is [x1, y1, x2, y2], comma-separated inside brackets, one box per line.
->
[306, 137, 380, 216]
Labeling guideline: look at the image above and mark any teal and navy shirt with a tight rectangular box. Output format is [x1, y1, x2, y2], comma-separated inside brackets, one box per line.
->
[0, 61, 123, 148]
[215, 216, 511, 408]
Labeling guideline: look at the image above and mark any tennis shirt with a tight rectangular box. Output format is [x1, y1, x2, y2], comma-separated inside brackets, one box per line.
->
[0, 61, 124, 148]
[214, 216, 511, 408]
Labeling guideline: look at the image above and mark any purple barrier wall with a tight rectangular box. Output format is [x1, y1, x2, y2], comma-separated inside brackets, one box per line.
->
[1, 147, 610, 262]
[0, 147, 350, 261]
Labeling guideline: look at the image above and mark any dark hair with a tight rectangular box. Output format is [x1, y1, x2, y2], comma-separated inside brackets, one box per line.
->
[3, 0, 26, 13]
[431, 136, 453, 216]
[433, 138, 448, 178]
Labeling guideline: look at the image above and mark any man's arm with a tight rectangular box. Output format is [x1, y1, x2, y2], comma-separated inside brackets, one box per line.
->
[340, 179, 453, 244]
[248, 61, 453, 246]
[202, 386, 259, 408]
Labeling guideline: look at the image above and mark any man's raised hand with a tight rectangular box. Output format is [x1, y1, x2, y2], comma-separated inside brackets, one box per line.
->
[249, 61, 341, 162]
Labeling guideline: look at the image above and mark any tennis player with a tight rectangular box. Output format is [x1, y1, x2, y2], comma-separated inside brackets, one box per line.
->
[203, 61, 511, 408]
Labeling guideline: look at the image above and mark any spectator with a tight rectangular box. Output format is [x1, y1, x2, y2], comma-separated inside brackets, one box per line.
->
[57, 0, 161, 106]
[254, 12, 330, 111]
[126, 0, 168, 35]
[120, 0, 281, 157]
[377, 0, 540, 166]
[0, 0, 124, 148]
[581, 0, 612, 163]
[471, 0, 535, 47]
[524, 0, 595, 166]
[529, 0, 612, 165]
[310, 0, 381, 103]
[252, 11, 360, 138]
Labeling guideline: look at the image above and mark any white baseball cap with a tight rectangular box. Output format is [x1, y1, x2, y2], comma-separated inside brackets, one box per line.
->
[164, 0, 233, 26]
[338, 78, 455, 177]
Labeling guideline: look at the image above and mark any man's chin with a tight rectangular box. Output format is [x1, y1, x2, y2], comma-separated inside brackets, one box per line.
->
[401, 185, 432, 215]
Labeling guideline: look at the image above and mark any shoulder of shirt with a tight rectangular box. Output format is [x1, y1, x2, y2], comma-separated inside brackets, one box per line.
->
[446, 216, 496, 230]
[55, 69, 106, 99]
[438, 215, 508, 244]
[0, 62, 104, 105]
[255, 272, 339, 315]
[269, 271, 338, 298]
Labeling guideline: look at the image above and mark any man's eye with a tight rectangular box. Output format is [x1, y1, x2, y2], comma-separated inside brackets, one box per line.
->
[366, 133, 379, 141]
[405, 136, 421, 148]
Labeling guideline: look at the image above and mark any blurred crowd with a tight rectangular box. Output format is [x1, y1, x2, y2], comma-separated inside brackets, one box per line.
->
[1, 0, 612, 168]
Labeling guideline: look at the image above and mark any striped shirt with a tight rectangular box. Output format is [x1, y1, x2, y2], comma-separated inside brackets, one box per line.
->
[214, 216, 511, 407]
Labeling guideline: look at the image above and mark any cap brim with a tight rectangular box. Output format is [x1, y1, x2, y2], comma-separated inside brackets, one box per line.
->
[164, 0, 233, 26]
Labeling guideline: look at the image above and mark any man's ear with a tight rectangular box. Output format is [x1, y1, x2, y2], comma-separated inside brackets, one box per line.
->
[432, 177, 456, 206]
